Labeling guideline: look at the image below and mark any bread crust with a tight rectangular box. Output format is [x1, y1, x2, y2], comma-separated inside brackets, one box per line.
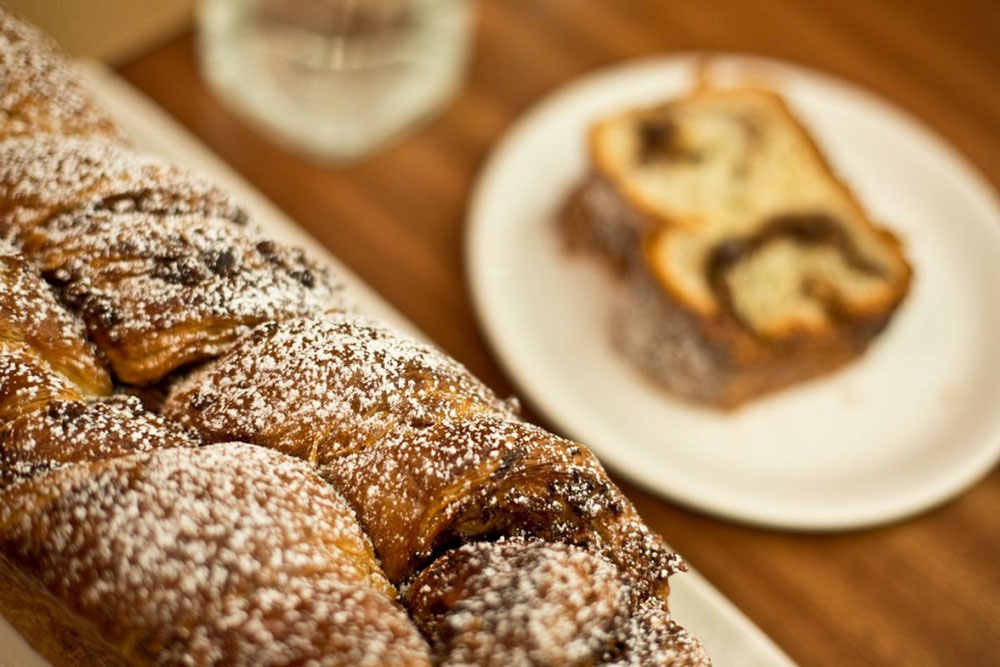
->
[0, 12, 122, 141]
[0, 445, 434, 666]
[559, 173, 654, 270]
[615, 255, 901, 408]
[562, 86, 913, 408]
[0, 8, 708, 662]
[0, 556, 132, 667]
[163, 315, 682, 595]
[405, 539, 634, 665]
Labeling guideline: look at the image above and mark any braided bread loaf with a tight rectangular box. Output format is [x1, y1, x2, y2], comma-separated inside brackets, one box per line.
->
[0, 9, 709, 666]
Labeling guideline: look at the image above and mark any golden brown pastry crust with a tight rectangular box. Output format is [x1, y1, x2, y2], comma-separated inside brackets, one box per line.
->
[0, 443, 432, 666]
[0, 241, 111, 397]
[406, 539, 709, 666]
[0, 136, 246, 243]
[0, 396, 196, 487]
[0, 343, 80, 423]
[0, 238, 103, 421]
[19, 209, 347, 385]
[163, 313, 517, 464]
[0, 11, 121, 140]
[161, 315, 680, 595]
[324, 416, 682, 594]
[406, 539, 633, 666]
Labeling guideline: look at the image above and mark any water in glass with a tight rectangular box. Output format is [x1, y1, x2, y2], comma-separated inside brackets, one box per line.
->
[198, 0, 474, 163]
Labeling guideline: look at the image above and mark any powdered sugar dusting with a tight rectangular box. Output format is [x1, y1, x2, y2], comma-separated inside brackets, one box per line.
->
[324, 415, 684, 591]
[164, 313, 515, 464]
[407, 538, 632, 666]
[0, 395, 196, 487]
[20, 209, 348, 385]
[0, 14, 708, 660]
[164, 312, 681, 593]
[0, 343, 79, 422]
[610, 599, 710, 666]
[0, 239, 110, 395]
[0, 135, 245, 242]
[0, 12, 121, 140]
[0, 443, 432, 665]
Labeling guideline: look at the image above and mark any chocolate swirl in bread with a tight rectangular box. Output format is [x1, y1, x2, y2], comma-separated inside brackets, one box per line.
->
[561, 85, 911, 407]
[704, 212, 886, 332]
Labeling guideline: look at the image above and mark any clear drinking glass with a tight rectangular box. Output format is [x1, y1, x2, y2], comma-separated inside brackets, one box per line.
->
[197, 0, 474, 164]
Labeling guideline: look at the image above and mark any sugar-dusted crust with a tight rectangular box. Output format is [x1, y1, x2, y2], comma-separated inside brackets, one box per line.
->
[162, 313, 517, 464]
[163, 314, 681, 594]
[0, 396, 197, 487]
[0, 444, 433, 666]
[0, 8, 708, 662]
[0, 343, 80, 422]
[0, 136, 246, 243]
[0, 240, 110, 397]
[406, 538, 634, 665]
[0, 241, 99, 421]
[610, 599, 710, 667]
[561, 86, 912, 407]
[20, 208, 347, 385]
[0, 11, 121, 141]
[406, 539, 709, 666]
[324, 416, 684, 593]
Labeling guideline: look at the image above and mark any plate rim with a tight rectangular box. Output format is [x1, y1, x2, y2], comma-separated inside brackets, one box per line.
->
[465, 52, 1000, 530]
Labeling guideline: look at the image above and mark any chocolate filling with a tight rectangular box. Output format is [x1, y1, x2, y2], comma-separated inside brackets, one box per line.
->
[637, 115, 701, 165]
[705, 213, 884, 331]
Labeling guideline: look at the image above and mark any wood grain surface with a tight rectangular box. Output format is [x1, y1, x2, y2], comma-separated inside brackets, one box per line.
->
[117, 1, 1000, 664]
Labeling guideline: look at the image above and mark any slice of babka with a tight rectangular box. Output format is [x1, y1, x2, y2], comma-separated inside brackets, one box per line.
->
[561, 86, 912, 408]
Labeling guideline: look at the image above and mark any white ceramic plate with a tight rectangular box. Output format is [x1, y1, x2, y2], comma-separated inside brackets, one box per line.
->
[0, 63, 794, 667]
[467, 53, 1000, 530]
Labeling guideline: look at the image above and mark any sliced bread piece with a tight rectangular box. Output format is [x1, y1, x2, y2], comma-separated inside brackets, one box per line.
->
[562, 86, 912, 407]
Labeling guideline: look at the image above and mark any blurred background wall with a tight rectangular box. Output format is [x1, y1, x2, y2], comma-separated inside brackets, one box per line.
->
[6, 0, 194, 63]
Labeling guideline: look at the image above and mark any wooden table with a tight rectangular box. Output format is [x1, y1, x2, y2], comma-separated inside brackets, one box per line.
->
[118, 1, 1000, 664]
